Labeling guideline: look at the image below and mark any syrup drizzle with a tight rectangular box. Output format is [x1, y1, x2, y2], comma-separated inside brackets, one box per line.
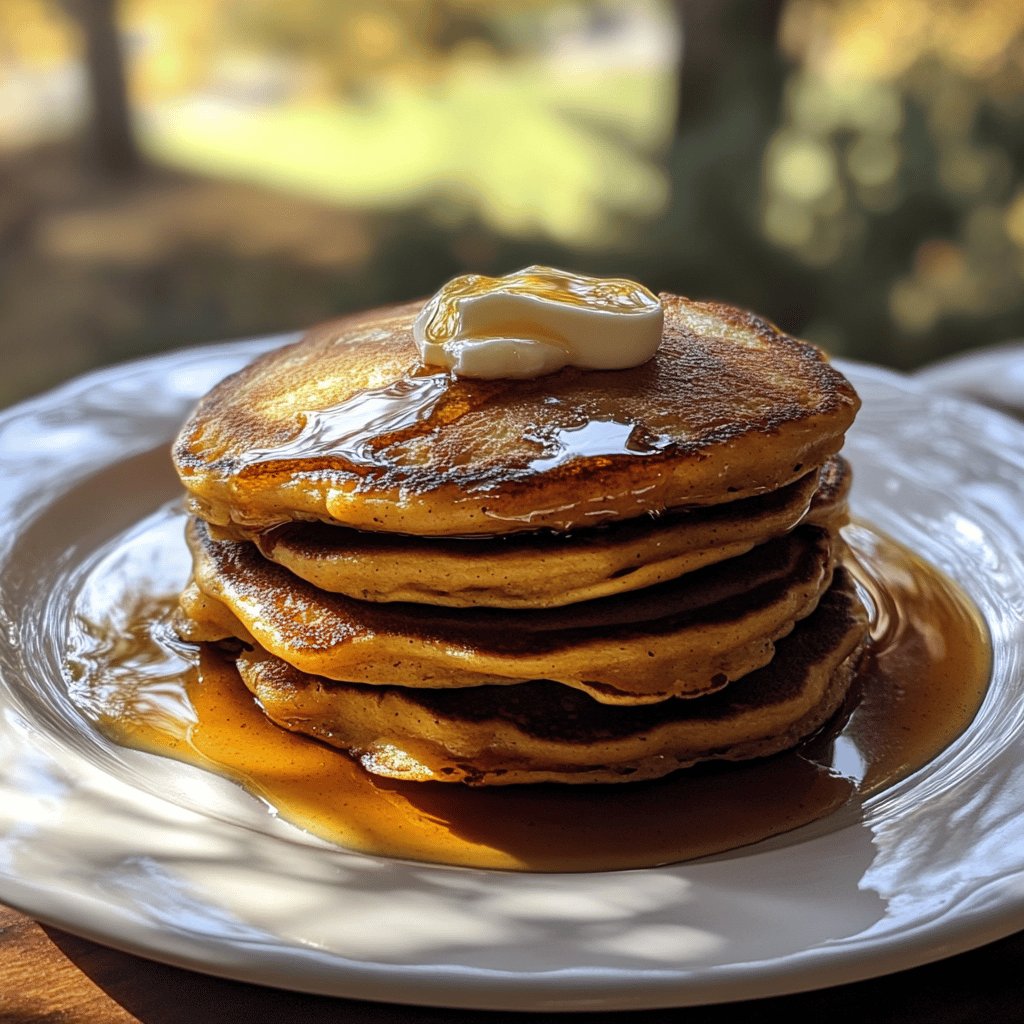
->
[525, 416, 672, 472]
[64, 510, 990, 872]
[239, 372, 450, 471]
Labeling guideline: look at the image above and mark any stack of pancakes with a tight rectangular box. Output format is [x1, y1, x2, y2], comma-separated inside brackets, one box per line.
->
[173, 293, 868, 785]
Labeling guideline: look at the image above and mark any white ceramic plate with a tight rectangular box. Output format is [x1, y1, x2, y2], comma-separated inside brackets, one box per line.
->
[913, 340, 1024, 420]
[1, 341, 1023, 1012]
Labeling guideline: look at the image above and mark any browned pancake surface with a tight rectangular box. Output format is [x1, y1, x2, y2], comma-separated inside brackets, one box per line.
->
[173, 295, 860, 535]
[184, 517, 836, 702]
[231, 457, 849, 608]
[234, 568, 868, 785]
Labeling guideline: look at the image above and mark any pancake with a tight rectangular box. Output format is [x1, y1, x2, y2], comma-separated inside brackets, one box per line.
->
[174, 581, 253, 645]
[183, 517, 837, 704]
[172, 294, 860, 536]
[233, 567, 868, 785]
[226, 457, 850, 609]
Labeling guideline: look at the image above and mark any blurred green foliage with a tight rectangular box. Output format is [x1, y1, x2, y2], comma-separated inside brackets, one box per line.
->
[0, 0, 1022, 405]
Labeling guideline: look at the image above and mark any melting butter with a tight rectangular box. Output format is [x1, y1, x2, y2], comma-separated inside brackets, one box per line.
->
[413, 266, 663, 379]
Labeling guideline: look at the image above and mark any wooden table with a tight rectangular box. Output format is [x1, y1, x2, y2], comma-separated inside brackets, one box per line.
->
[2, 901, 1021, 1022]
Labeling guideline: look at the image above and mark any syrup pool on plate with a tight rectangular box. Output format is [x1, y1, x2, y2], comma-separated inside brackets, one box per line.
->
[63, 506, 991, 873]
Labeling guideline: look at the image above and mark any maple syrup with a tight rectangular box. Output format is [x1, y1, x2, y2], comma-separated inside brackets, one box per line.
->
[64, 509, 990, 872]
[240, 371, 451, 471]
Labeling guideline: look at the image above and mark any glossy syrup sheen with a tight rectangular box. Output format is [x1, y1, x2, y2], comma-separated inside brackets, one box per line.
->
[240, 372, 451, 470]
[64, 511, 991, 872]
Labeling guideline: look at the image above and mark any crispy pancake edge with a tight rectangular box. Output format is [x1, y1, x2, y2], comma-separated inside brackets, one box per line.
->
[233, 567, 869, 785]
[182, 517, 838, 703]
[234, 457, 849, 608]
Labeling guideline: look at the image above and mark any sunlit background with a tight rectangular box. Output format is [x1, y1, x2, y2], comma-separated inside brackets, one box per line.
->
[1, 0, 1022, 405]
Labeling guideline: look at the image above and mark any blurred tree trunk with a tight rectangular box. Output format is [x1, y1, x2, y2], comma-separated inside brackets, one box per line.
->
[674, 0, 786, 130]
[660, 0, 812, 332]
[59, 0, 141, 176]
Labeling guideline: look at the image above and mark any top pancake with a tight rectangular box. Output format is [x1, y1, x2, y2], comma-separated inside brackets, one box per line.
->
[173, 294, 860, 536]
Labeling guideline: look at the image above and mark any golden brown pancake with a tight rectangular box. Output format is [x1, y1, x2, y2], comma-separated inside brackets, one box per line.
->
[172, 295, 860, 536]
[183, 517, 837, 704]
[225, 457, 849, 609]
[174, 581, 253, 645]
[233, 567, 868, 785]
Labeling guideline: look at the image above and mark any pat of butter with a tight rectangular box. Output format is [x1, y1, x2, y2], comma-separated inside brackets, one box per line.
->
[413, 266, 663, 379]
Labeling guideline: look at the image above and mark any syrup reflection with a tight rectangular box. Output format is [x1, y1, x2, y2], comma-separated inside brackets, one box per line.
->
[525, 416, 672, 473]
[240, 371, 451, 471]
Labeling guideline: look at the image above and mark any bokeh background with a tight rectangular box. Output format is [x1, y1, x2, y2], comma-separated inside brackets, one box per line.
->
[1, 0, 1022, 407]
